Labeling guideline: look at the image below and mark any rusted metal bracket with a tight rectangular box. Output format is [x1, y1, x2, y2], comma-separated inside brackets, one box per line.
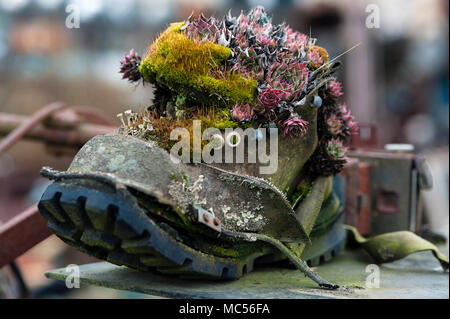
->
[190, 205, 221, 232]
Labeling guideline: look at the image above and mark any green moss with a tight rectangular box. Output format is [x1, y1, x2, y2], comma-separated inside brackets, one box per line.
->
[205, 241, 269, 258]
[182, 173, 190, 186]
[170, 172, 182, 182]
[143, 108, 239, 154]
[139, 22, 257, 106]
[308, 45, 329, 70]
[290, 179, 314, 205]
[133, 184, 270, 260]
[201, 111, 238, 130]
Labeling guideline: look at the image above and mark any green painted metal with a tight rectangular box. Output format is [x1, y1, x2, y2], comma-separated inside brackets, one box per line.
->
[45, 245, 449, 299]
[346, 225, 449, 270]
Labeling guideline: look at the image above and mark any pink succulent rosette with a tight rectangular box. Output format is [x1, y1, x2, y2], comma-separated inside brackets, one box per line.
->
[119, 6, 359, 176]
[282, 115, 308, 139]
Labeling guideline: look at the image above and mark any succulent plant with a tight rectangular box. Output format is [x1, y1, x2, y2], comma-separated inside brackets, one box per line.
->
[328, 78, 343, 98]
[267, 60, 309, 102]
[305, 145, 346, 176]
[259, 88, 283, 110]
[326, 138, 348, 160]
[182, 13, 221, 43]
[119, 49, 143, 83]
[340, 103, 359, 136]
[230, 103, 256, 123]
[282, 114, 308, 139]
[233, 48, 265, 81]
[118, 6, 358, 177]
[284, 27, 309, 57]
[326, 113, 342, 136]
[308, 45, 329, 69]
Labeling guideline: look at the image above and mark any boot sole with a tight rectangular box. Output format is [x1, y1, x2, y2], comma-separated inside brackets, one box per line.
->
[38, 178, 345, 280]
[38, 178, 273, 280]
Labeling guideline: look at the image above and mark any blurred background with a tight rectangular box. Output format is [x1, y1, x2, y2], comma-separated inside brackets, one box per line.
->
[0, 0, 448, 298]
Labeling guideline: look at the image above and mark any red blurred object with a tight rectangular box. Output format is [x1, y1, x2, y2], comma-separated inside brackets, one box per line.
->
[347, 149, 429, 235]
[0, 205, 51, 268]
[351, 123, 378, 149]
[0, 102, 116, 267]
[341, 159, 372, 236]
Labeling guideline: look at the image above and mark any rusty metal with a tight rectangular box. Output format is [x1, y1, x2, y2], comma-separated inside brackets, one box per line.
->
[0, 111, 116, 150]
[0, 102, 117, 267]
[47, 106, 116, 128]
[0, 205, 52, 268]
[350, 123, 378, 149]
[376, 189, 400, 214]
[341, 159, 372, 236]
[0, 102, 66, 153]
[348, 149, 427, 234]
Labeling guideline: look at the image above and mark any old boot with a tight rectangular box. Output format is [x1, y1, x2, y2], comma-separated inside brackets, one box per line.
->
[38, 7, 357, 288]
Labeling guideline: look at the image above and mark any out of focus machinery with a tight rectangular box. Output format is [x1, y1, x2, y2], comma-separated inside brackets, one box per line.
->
[342, 124, 434, 237]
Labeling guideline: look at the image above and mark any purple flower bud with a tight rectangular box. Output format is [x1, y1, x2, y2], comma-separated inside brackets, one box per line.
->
[119, 49, 143, 83]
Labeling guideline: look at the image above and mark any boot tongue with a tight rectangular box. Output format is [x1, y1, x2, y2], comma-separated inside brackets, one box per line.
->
[196, 164, 311, 244]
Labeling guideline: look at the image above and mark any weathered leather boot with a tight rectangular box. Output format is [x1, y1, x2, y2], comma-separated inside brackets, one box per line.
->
[38, 7, 357, 288]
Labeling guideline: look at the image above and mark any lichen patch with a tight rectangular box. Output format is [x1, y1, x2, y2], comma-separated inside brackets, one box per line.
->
[168, 174, 207, 213]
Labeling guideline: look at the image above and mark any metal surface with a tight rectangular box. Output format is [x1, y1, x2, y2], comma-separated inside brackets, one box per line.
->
[0, 205, 52, 267]
[0, 111, 115, 150]
[351, 123, 378, 148]
[193, 205, 222, 232]
[346, 225, 448, 270]
[348, 149, 422, 235]
[0, 102, 66, 153]
[0, 102, 117, 268]
[45, 245, 449, 299]
[341, 159, 372, 236]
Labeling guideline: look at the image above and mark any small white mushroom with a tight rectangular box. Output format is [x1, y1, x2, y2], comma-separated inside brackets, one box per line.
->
[124, 109, 133, 126]
[116, 113, 126, 127]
